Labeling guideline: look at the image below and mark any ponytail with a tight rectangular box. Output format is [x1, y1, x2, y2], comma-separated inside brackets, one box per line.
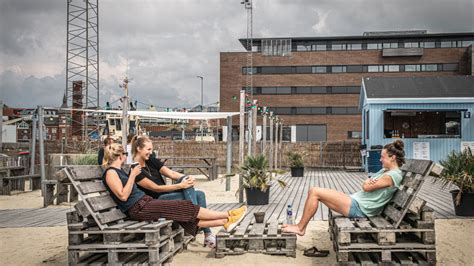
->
[102, 143, 125, 168]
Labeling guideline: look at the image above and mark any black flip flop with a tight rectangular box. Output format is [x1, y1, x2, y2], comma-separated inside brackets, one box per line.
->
[303, 246, 330, 257]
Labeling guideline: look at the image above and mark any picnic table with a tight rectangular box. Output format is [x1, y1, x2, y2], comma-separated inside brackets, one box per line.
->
[0, 166, 40, 195]
[159, 156, 218, 181]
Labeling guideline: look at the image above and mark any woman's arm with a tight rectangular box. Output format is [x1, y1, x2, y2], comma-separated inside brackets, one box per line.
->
[137, 176, 194, 192]
[361, 175, 394, 192]
[160, 166, 185, 180]
[105, 167, 141, 201]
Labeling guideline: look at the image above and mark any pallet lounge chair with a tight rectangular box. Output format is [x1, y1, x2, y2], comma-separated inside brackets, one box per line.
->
[60, 166, 189, 266]
[328, 159, 443, 265]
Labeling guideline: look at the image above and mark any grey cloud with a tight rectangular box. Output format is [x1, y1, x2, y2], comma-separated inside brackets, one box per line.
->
[1, 0, 473, 109]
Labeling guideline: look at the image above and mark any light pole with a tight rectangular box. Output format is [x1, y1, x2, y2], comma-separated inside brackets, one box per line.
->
[196, 76, 204, 142]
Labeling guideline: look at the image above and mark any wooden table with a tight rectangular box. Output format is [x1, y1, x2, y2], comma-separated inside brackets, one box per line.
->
[159, 156, 218, 181]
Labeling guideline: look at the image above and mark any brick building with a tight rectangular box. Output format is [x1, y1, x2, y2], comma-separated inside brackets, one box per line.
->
[220, 31, 474, 141]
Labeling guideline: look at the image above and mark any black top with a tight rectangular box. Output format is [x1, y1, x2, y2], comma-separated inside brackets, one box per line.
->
[98, 147, 104, 165]
[102, 167, 145, 213]
[135, 157, 166, 198]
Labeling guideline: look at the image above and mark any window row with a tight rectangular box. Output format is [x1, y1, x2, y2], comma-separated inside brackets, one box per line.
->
[242, 63, 458, 75]
[248, 86, 360, 95]
[267, 107, 360, 115]
[290, 40, 474, 52]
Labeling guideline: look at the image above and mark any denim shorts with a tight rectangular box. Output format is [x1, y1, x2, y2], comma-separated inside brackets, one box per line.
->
[348, 199, 366, 218]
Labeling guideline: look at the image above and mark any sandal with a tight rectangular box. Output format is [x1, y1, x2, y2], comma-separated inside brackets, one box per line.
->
[203, 234, 216, 249]
[303, 246, 330, 257]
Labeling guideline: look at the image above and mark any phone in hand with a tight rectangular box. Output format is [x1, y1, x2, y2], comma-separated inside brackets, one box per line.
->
[131, 162, 139, 169]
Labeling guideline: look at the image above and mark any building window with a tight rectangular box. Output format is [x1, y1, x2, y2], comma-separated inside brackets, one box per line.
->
[295, 66, 312, 74]
[385, 65, 400, 72]
[331, 43, 346, 51]
[261, 87, 277, 94]
[312, 66, 327, 73]
[331, 66, 347, 73]
[367, 43, 382, 50]
[296, 124, 327, 141]
[348, 131, 362, 139]
[461, 40, 474, 47]
[383, 42, 398, 49]
[262, 39, 291, 56]
[62, 128, 66, 134]
[348, 43, 362, 50]
[404, 42, 420, 48]
[422, 64, 438, 71]
[347, 65, 363, 73]
[442, 63, 459, 71]
[368, 65, 382, 72]
[405, 64, 421, 72]
[296, 44, 312, 51]
[295, 87, 311, 94]
[423, 41, 435, 48]
[314, 44, 327, 51]
[383, 110, 461, 139]
[440, 41, 455, 48]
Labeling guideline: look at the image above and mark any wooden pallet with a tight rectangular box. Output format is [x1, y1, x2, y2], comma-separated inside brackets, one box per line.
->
[330, 207, 436, 246]
[337, 250, 436, 266]
[215, 219, 297, 258]
[328, 160, 442, 265]
[68, 238, 180, 266]
[67, 211, 176, 247]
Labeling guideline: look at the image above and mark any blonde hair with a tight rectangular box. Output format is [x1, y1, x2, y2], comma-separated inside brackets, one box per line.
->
[102, 143, 125, 167]
[131, 135, 152, 159]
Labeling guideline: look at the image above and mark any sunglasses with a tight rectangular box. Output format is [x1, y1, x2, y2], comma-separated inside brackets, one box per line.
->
[122, 152, 129, 156]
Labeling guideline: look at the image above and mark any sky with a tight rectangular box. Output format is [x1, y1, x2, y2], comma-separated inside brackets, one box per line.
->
[1, 0, 473, 110]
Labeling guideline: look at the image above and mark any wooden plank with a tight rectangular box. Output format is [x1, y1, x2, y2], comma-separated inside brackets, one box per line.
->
[404, 160, 432, 176]
[407, 195, 426, 215]
[334, 217, 356, 231]
[96, 208, 127, 225]
[77, 181, 107, 194]
[248, 221, 265, 236]
[68, 166, 104, 181]
[86, 195, 117, 212]
[368, 216, 394, 229]
[383, 204, 403, 223]
[354, 218, 372, 230]
[390, 189, 412, 208]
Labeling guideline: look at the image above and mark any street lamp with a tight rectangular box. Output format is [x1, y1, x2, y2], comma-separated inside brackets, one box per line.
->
[196, 76, 204, 111]
[196, 76, 204, 142]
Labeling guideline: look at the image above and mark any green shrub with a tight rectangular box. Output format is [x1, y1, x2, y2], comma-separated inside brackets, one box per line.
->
[72, 154, 98, 165]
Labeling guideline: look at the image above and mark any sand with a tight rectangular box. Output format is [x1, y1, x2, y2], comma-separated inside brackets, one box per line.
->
[1, 175, 473, 265]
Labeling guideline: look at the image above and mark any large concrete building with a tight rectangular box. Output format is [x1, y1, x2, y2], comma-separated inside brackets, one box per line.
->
[220, 31, 474, 141]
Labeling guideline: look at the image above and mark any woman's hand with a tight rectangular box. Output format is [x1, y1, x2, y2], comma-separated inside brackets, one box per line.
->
[179, 178, 195, 189]
[129, 165, 142, 178]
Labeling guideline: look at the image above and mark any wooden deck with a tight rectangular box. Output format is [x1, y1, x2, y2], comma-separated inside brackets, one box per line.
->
[0, 169, 460, 228]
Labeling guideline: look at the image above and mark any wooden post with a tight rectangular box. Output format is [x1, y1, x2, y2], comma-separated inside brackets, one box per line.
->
[238, 90, 245, 203]
[279, 122, 283, 168]
[225, 116, 232, 192]
[247, 108, 252, 156]
[269, 112, 274, 170]
[274, 118, 279, 170]
[262, 107, 267, 158]
[251, 100, 257, 156]
[38, 106, 46, 197]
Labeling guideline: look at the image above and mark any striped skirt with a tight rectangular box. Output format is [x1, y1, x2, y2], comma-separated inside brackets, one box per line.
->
[127, 195, 201, 236]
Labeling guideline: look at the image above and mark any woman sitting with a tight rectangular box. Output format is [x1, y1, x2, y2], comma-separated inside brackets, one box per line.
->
[282, 140, 405, 236]
[130, 135, 216, 248]
[101, 143, 247, 239]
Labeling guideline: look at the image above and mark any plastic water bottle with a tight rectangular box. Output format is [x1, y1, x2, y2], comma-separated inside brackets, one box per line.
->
[286, 204, 294, 224]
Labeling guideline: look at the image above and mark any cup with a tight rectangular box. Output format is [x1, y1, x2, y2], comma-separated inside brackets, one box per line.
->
[254, 212, 265, 223]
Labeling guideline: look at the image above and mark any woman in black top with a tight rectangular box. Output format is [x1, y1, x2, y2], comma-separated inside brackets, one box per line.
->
[102, 143, 247, 237]
[130, 135, 215, 248]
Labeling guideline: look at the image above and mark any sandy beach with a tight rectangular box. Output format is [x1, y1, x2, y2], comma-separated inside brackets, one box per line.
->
[1, 175, 473, 265]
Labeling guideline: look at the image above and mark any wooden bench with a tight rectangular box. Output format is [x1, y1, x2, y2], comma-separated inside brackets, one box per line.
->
[328, 159, 443, 265]
[167, 164, 218, 181]
[60, 165, 191, 265]
[0, 166, 41, 195]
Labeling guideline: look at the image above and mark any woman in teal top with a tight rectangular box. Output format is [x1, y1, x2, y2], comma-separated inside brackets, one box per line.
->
[282, 140, 405, 236]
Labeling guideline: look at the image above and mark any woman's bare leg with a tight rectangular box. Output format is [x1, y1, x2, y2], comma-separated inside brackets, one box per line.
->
[197, 207, 229, 220]
[282, 187, 352, 236]
[198, 218, 228, 228]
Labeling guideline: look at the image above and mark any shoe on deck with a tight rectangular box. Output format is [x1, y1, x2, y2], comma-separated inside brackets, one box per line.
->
[228, 205, 247, 217]
[224, 208, 247, 232]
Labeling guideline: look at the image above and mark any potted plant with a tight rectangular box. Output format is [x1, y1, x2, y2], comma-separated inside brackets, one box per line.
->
[435, 148, 474, 216]
[287, 151, 305, 177]
[240, 154, 286, 205]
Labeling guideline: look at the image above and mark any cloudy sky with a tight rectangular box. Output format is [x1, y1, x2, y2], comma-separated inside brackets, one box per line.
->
[1, 0, 472, 109]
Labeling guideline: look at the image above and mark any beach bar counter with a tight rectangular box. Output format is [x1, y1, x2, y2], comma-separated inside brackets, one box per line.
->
[360, 76, 474, 170]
